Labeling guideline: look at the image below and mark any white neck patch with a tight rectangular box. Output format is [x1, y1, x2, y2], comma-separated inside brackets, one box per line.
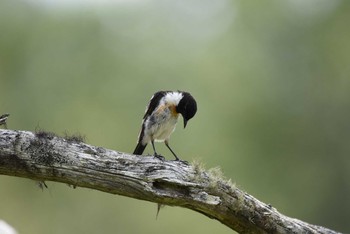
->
[163, 92, 183, 106]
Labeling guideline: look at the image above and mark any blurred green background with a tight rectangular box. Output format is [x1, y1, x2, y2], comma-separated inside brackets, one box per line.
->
[1, 0, 349, 233]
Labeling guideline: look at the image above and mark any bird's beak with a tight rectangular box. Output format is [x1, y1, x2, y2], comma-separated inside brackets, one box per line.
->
[183, 118, 188, 128]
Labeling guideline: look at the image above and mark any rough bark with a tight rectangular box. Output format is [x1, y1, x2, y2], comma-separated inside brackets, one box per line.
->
[0, 129, 341, 234]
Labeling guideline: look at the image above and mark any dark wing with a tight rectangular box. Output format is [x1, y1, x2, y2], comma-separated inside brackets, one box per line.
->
[134, 91, 167, 152]
[142, 91, 167, 119]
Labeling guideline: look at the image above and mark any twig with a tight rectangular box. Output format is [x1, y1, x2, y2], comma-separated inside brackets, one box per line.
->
[0, 113, 10, 128]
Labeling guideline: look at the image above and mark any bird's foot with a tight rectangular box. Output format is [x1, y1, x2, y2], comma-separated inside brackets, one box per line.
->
[173, 158, 189, 165]
[154, 153, 165, 161]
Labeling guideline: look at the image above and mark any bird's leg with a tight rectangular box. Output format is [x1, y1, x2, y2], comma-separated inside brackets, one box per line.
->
[164, 141, 188, 164]
[151, 140, 165, 161]
[164, 140, 179, 160]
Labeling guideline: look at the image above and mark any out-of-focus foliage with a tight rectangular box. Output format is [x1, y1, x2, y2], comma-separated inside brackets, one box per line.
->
[1, 0, 349, 233]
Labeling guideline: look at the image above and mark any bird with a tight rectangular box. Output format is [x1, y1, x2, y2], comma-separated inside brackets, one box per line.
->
[133, 90, 197, 161]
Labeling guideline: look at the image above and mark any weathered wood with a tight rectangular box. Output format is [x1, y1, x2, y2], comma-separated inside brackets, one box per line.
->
[0, 129, 341, 234]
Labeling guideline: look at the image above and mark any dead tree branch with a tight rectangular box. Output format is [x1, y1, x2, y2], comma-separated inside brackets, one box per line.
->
[0, 129, 341, 234]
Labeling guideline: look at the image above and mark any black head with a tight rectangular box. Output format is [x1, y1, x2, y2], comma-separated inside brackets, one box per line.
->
[176, 92, 197, 128]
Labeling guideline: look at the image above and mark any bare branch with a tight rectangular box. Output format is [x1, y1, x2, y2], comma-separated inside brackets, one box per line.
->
[0, 129, 341, 234]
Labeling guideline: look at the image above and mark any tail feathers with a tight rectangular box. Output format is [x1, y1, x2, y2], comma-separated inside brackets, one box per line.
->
[133, 142, 147, 155]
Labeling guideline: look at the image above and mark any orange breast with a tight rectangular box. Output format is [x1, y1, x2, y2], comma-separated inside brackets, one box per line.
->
[169, 104, 179, 117]
[154, 104, 178, 117]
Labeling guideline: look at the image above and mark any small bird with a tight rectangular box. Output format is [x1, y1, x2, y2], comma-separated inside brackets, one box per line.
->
[133, 90, 197, 161]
